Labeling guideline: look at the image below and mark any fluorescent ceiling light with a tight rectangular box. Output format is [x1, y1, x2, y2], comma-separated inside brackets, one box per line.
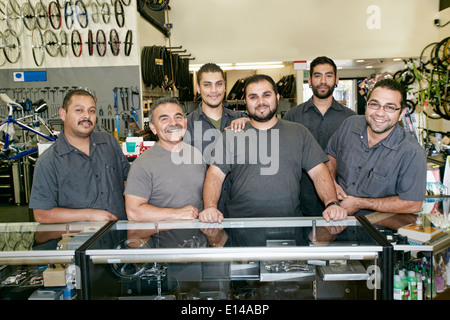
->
[190, 62, 285, 71]
[356, 59, 365, 63]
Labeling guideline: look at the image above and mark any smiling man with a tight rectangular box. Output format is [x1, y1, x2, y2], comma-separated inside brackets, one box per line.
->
[199, 74, 347, 223]
[29, 89, 130, 223]
[283, 57, 356, 217]
[326, 78, 427, 216]
[124, 97, 206, 221]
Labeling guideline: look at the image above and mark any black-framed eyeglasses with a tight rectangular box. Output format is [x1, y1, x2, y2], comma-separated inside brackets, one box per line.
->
[367, 101, 401, 113]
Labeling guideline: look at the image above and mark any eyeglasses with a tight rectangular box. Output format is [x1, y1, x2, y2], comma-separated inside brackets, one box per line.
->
[367, 101, 402, 113]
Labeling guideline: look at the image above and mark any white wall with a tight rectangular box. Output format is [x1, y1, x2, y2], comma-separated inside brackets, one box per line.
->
[169, 0, 440, 64]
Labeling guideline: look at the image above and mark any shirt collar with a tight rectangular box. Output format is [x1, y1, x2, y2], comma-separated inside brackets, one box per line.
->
[54, 130, 108, 156]
[351, 116, 404, 151]
[303, 97, 345, 113]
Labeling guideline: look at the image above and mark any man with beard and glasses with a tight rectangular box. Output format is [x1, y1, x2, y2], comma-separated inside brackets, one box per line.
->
[326, 79, 426, 216]
[124, 97, 206, 221]
[29, 89, 130, 223]
[199, 74, 347, 223]
[283, 56, 356, 217]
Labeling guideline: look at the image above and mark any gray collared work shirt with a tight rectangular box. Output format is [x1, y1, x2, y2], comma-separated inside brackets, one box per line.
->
[29, 130, 130, 219]
[326, 115, 427, 215]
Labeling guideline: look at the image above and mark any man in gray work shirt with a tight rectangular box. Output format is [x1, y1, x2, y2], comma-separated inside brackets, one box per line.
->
[29, 89, 130, 223]
[284, 56, 355, 216]
[326, 79, 426, 216]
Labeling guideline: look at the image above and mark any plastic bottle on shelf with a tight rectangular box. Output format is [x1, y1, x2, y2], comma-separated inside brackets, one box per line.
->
[422, 266, 428, 299]
[415, 265, 423, 300]
[399, 269, 409, 299]
[446, 252, 450, 287]
[408, 270, 418, 300]
[427, 267, 437, 299]
[436, 263, 444, 293]
[394, 275, 406, 300]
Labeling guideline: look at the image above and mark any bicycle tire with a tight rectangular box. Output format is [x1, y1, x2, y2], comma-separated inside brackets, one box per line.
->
[64, 0, 73, 28]
[5, 0, 23, 37]
[96, 28, 106, 56]
[59, 29, 68, 56]
[43, 29, 59, 57]
[75, 0, 88, 28]
[3, 29, 20, 64]
[48, 1, 61, 29]
[21, 1, 37, 31]
[86, 29, 93, 55]
[100, 2, 110, 23]
[113, 0, 123, 27]
[144, 0, 168, 11]
[0, 31, 6, 67]
[124, 29, 132, 56]
[71, 29, 82, 57]
[109, 28, 119, 56]
[35, 1, 49, 30]
[31, 28, 44, 66]
[433, 37, 450, 70]
[90, 1, 99, 23]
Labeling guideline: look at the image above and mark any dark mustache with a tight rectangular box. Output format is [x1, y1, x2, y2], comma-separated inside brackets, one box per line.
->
[78, 120, 93, 125]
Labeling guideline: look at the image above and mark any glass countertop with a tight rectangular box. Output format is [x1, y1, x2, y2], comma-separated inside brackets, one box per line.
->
[85, 217, 384, 263]
[0, 221, 108, 264]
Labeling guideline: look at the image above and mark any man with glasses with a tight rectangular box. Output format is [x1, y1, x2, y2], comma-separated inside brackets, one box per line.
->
[325, 78, 426, 216]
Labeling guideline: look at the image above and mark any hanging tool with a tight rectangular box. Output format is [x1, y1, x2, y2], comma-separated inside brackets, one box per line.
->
[130, 86, 140, 110]
[124, 87, 129, 111]
[113, 88, 120, 139]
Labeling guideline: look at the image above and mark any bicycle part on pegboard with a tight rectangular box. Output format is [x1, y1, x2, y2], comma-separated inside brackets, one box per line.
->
[31, 28, 45, 66]
[35, 1, 49, 30]
[21, 1, 37, 31]
[48, 0, 62, 29]
[0, 93, 56, 162]
[113, 0, 123, 27]
[74, 0, 88, 28]
[124, 29, 132, 56]
[109, 28, 119, 56]
[59, 29, 69, 56]
[95, 28, 106, 56]
[43, 29, 60, 57]
[3, 29, 20, 64]
[71, 29, 82, 57]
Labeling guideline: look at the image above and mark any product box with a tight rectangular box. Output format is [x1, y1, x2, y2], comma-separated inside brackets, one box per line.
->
[397, 223, 444, 243]
[43, 265, 67, 287]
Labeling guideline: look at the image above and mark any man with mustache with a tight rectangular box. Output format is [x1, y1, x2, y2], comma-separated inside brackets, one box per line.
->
[326, 79, 426, 216]
[124, 97, 206, 221]
[199, 74, 347, 223]
[29, 89, 130, 222]
[283, 56, 356, 217]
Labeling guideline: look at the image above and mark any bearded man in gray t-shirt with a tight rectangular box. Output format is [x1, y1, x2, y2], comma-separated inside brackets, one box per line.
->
[125, 98, 206, 221]
[199, 75, 347, 223]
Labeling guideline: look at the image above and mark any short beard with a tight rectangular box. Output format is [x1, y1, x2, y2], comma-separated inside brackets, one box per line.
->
[311, 85, 334, 99]
[248, 106, 278, 122]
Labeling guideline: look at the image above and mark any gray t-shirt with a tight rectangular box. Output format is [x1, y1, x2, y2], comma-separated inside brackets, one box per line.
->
[212, 119, 328, 218]
[29, 130, 130, 220]
[124, 143, 206, 211]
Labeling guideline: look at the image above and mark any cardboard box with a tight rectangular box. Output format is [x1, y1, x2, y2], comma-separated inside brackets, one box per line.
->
[43, 265, 67, 287]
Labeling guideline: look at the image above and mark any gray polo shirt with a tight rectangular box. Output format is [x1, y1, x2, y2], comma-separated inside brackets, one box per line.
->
[29, 130, 130, 220]
[213, 119, 329, 218]
[326, 115, 427, 215]
[283, 98, 356, 216]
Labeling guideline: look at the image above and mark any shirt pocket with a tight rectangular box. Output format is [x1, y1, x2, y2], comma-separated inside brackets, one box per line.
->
[359, 169, 394, 198]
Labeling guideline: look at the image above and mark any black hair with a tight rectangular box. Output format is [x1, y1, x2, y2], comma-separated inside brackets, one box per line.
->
[309, 56, 337, 77]
[243, 74, 278, 97]
[197, 63, 225, 84]
[368, 78, 407, 109]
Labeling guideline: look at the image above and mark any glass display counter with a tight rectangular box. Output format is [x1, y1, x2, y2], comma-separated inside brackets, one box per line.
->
[0, 221, 109, 300]
[366, 196, 450, 300]
[81, 217, 392, 300]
